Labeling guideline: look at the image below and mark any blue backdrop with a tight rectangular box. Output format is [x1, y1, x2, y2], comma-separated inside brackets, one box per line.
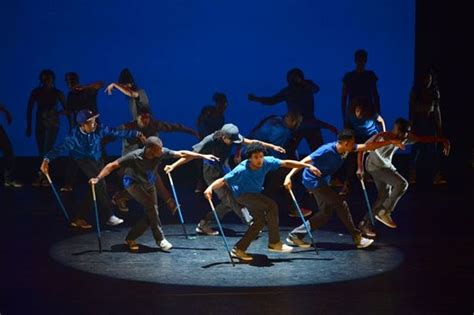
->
[0, 0, 414, 156]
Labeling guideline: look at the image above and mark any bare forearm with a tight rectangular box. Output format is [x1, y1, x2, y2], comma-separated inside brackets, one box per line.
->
[281, 160, 313, 169]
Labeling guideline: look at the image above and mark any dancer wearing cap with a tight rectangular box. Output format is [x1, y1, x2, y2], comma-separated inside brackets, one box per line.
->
[284, 129, 404, 249]
[165, 123, 286, 236]
[203, 142, 321, 261]
[40, 109, 145, 229]
[89, 136, 218, 252]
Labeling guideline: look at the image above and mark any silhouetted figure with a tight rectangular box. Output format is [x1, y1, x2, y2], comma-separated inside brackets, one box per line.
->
[26, 69, 66, 186]
[248, 68, 323, 159]
[111, 106, 200, 214]
[197, 92, 228, 139]
[409, 68, 446, 185]
[0, 104, 22, 187]
[61, 72, 104, 192]
[341, 49, 380, 124]
[105, 68, 150, 119]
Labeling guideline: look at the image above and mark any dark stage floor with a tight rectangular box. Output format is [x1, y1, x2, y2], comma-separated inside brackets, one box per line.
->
[1, 170, 473, 314]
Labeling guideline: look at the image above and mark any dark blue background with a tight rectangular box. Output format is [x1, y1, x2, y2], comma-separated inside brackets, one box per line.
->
[0, 0, 414, 156]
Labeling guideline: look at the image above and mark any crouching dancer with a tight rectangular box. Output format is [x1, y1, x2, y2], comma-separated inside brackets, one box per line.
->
[90, 136, 218, 252]
[204, 142, 320, 262]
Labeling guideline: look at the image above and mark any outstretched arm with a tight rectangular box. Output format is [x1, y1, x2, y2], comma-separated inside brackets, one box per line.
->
[164, 150, 219, 173]
[409, 133, 450, 155]
[283, 155, 314, 191]
[105, 83, 139, 98]
[248, 90, 285, 105]
[242, 137, 286, 155]
[356, 137, 404, 152]
[150, 120, 200, 138]
[75, 81, 104, 91]
[89, 160, 121, 185]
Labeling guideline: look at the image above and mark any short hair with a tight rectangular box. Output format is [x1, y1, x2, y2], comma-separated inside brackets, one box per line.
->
[354, 49, 368, 60]
[212, 92, 227, 103]
[394, 117, 411, 133]
[337, 129, 355, 142]
[245, 142, 267, 159]
[39, 69, 55, 83]
[145, 136, 163, 149]
[286, 68, 304, 84]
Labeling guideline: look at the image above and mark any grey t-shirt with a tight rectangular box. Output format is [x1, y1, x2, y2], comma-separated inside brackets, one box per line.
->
[366, 135, 415, 172]
[118, 147, 177, 187]
[128, 89, 150, 119]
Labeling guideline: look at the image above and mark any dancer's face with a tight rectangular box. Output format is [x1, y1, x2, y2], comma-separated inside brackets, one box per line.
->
[80, 119, 97, 133]
[339, 139, 356, 153]
[145, 145, 163, 159]
[41, 74, 53, 87]
[248, 152, 265, 169]
[137, 113, 151, 128]
[222, 136, 233, 145]
[393, 124, 410, 141]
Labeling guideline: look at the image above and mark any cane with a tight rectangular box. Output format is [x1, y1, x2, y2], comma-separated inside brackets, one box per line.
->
[359, 178, 375, 226]
[208, 199, 235, 266]
[45, 173, 70, 222]
[167, 173, 196, 239]
[91, 184, 102, 253]
[288, 189, 319, 254]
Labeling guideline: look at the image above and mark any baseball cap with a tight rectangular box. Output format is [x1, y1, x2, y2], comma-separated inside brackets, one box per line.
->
[221, 123, 243, 143]
[76, 109, 99, 125]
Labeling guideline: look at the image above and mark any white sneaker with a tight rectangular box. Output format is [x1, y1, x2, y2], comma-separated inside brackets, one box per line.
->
[354, 234, 374, 249]
[159, 239, 173, 251]
[268, 241, 293, 253]
[106, 215, 124, 226]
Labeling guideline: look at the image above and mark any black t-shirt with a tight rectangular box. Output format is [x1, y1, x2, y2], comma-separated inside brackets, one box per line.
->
[192, 133, 231, 165]
[66, 89, 99, 115]
[342, 70, 378, 101]
[118, 147, 177, 187]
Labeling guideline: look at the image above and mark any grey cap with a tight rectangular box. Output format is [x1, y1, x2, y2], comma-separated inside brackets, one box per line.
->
[221, 123, 243, 143]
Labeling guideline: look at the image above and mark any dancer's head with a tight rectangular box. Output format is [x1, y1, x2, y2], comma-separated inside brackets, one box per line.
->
[136, 106, 152, 128]
[246, 142, 267, 169]
[286, 68, 305, 86]
[336, 129, 356, 153]
[144, 136, 164, 159]
[65, 72, 80, 90]
[393, 118, 411, 140]
[354, 49, 368, 68]
[215, 124, 243, 145]
[77, 109, 99, 133]
[39, 69, 55, 87]
[118, 68, 137, 89]
[213, 92, 228, 113]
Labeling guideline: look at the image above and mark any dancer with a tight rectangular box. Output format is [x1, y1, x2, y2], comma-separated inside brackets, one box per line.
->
[0, 103, 22, 187]
[284, 129, 403, 249]
[40, 109, 144, 229]
[112, 106, 199, 213]
[165, 123, 286, 235]
[26, 69, 66, 186]
[204, 142, 321, 261]
[90, 136, 218, 252]
[357, 118, 450, 237]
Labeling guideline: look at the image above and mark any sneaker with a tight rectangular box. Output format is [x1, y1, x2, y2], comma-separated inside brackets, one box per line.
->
[125, 239, 139, 252]
[286, 234, 311, 248]
[106, 215, 124, 226]
[268, 241, 293, 253]
[353, 234, 374, 249]
[288, 207, 312, 218]
[4, 179, 23, 188]
[70, 218, 92, 229]
[231, 247, 253, 261]
[112, 192, 129, 212]
[196, 220, 219, 236]
[375, 210, 397, 228]
[358, 220, 377, 238]
[159, 239, 173, 251]
[60, 185, 73, 192]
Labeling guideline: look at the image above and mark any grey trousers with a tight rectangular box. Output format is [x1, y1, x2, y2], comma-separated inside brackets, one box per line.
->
[202, 163, 251, 225]
[126, 183, 164, 244]
[363, 167, 409, 223]
[291, 185, 360, 238]
[234, 193, 280, 251]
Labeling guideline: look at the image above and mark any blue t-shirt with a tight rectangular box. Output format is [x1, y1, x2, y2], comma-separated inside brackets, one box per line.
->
[346, 113, 379, 142]
[302, 142, 353, 190]
[246, 115, 291, 159]
[224, 156, 282, 198]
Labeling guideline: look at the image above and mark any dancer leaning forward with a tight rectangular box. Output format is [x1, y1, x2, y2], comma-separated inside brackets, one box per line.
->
[89, 136, 218, 252]
[203, 142, 321, 262]
[284, 129, 404, 249]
